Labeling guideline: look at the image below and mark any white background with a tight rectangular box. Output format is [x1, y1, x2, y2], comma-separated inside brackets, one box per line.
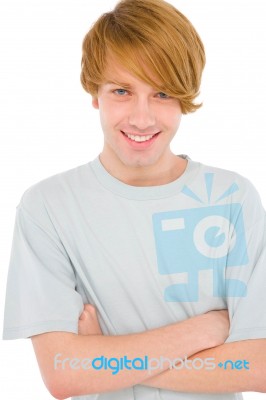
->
[0, 0, 266, 398]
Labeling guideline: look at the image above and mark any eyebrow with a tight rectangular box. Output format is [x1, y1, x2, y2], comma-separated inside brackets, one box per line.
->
[105, 80, 166, 93]
[105, 80, 132, 89]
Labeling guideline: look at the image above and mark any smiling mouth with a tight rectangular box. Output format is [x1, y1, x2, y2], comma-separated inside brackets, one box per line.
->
[121, 131, 160, 142]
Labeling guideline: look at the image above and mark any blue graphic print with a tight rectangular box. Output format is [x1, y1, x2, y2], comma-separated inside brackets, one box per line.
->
[152, 173, 249, 302]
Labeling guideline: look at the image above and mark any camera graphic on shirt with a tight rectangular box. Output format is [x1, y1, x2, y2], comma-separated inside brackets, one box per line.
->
[152, 203, 248, 302]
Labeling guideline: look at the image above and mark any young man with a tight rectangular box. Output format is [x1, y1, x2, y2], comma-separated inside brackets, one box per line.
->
[3, 0, 266, 399]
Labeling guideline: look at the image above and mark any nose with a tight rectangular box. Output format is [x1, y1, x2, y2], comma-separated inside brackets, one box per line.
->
[128, 97, 156, 130]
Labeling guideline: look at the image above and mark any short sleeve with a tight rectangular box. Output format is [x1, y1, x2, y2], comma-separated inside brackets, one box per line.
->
[2, 187, 84, 340]
[225, 179, 266, 343]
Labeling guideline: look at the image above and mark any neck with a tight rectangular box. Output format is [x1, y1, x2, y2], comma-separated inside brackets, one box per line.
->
[99, 152, 188, 187]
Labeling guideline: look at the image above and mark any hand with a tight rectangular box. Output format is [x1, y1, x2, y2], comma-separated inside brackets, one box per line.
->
[204, 309, 230, 347]
[78, 304, 103, 336]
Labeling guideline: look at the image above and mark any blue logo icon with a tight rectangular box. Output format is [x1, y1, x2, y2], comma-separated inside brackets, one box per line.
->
[152, 173, 249, 302]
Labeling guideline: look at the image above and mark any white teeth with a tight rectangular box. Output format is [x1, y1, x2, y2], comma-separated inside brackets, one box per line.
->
[124, 132, 155, 142]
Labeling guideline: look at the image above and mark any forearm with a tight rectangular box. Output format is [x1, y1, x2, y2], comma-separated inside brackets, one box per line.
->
[142, 339, 266, 393]
[32, 314, 215, 398]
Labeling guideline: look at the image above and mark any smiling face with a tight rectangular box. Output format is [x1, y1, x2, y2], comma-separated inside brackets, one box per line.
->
[92, 55, 183, 184]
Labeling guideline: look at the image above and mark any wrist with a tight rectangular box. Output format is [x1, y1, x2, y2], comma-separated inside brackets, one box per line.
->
[180, 314, 218, 353]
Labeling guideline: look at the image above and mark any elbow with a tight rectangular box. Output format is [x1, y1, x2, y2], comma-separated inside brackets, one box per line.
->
[49, 391, 67, 400]
[49, 385, 95, 400]
[46, 379, 69, 400]
[45, 372, 77, 399]
[48, 383, 78, 400]
[47, 373, 95, 399]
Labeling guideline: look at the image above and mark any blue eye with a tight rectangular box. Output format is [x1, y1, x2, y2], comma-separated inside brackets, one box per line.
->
[158, 92, 170, 99]
[114, 89, 128, 96]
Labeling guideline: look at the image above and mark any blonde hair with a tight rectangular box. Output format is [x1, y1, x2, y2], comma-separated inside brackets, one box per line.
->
[80, 0, 206, 114]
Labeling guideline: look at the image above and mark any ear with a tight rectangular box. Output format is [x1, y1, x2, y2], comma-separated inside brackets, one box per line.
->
[92, 96, 99, 109]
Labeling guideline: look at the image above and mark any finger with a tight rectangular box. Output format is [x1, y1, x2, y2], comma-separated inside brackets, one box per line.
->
[79, 304, 98, 320]
[79, 309, 91, 321]
[79, 311, 86, 321]
[84, 304, 96, 313]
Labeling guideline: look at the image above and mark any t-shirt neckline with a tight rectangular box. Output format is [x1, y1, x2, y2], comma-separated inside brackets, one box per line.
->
[89, 154, 201, 200]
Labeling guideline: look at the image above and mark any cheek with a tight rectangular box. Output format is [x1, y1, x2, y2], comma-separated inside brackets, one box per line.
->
[98, 103, 114, 128]
[99, 100, 125, 123]
[161, 108, 182, 129]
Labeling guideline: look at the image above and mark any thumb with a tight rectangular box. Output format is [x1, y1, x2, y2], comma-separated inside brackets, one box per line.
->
[84, 303, 96, 312]
[79, 304, 96, 320]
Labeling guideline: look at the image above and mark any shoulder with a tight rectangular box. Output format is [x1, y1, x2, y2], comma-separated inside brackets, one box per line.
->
[17, 162, 90, 219]
[198, 160, 251, 187]
[189, 157, 263, 208]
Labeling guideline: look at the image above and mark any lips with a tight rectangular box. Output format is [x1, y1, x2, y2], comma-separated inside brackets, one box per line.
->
[121, 131, 160, 143]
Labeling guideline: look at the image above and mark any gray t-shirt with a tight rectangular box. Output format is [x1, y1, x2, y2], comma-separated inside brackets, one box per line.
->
[3, 155, 266, 400]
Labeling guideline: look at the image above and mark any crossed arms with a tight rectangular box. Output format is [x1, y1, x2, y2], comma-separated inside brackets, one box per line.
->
[31, 305, 266, 399]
